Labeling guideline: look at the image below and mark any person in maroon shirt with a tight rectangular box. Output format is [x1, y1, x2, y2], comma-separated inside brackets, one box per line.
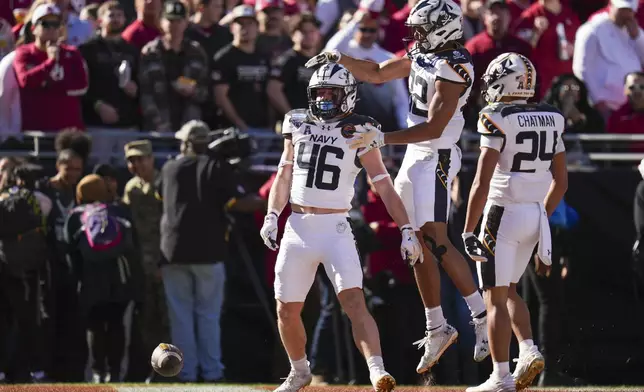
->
[121, 0, 162, 51]
[382, 0, 415, 54]
[512, 0, 580, 99]
[506, 0, 533, 21]
[466, 0, 533, 105]
[608, 71, 644, 151]
[13, 4, 88, 131]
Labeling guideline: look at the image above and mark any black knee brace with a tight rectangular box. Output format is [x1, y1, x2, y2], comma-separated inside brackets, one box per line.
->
[423, 234, 447, 263]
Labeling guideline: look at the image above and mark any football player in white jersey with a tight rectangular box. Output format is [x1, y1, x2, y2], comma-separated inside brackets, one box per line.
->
[461, 53, 568, 392]
[305, 0, 490, 372]
[260, 63, 421, 392]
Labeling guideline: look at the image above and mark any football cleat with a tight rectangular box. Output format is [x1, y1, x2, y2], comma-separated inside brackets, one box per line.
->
[472, 316, 491, 362]
[466, 373, 516, 392]
[274, 370, 313, 392]
[513, 346, 545, 391]
[370, 369, 396, 392]
[414, 323, 458, 373]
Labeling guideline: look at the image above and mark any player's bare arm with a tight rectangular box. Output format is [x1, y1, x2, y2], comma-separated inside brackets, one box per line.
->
[360, 147, 421, 265]
[260, 139, 294, 250]
[360, 148, 411, 229]
[267, 139, 295, 214]
[463, 147, 500, 234]
[544, 151, 568, 217]
[305, 50, 411, 84]
[385, 80, 465, 144]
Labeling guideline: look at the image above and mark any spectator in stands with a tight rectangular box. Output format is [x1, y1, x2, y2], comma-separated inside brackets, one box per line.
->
[139, 0, 209, 131]
[122, 140, 169, 372]
[255, 0, 292, 59]
[156, 120, 261, 383]
[92, 163, 120, 202]
[79, 3, 99, 31]
[574, 0, 644, 121]
[14, 0, 94, 46]
[607, 71, 644, 137]
[513, 0, 580, 99]
[461, 0, 484, 40]
[544, 74, 605, 134]
[0, 17, 15, 60]
[267, 12, 320, 117]
[588, 0, 644, 28]
[0, 21, 20, 139]
[382, 0, 417, 54]
[121, 0, 161, 51]
[507, 0, 533, 21]
[314, 0, 358, 40]
[13, 3, 88, 132]
[325, 8, 408, 132]
[466, 0, 533, 109]
[79, 1, 140, 131]
[1, 1, 32, 26]
[212, 5, 270, 131]
[185, 0, 232, 128]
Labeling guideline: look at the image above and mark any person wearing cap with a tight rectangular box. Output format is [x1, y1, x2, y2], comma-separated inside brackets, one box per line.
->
[512, 0, 580, 100]
[12, 3, 88, 132]
[255, 0, 291, 60]
[122, 140, 170, 367]
[79, 1, 140, 131]
[155, 120, 262, 383]
[122, 0, 162, 51]
[139, 0, 209, 131]
[267, 13, 320, 117]
[574, 0, 644, 121]
[212, 5, 270, 132]
[465, 0, 532, 110]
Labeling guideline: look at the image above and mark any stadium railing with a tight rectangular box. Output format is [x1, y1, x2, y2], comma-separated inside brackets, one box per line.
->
[1, 129, 643, 171]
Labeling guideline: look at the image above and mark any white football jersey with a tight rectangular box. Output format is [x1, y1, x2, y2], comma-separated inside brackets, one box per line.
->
[477, 102, 566, 205]
[282, 109, 377, 210]
[407, 47, 474, 150]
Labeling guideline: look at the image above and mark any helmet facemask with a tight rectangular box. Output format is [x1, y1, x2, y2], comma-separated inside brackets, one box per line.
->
[307, 86, 354, 121]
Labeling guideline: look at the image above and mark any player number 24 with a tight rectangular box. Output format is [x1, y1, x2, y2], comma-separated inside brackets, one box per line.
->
[511, 130, 559, 173]
[297, 143, 343, 190]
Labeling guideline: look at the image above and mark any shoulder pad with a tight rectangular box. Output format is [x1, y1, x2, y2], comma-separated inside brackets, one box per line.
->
[499, 103, 563, 118]
[478, 109, 505, 137]
[282, 109, 311, 135]
[432, 47, 472, 65]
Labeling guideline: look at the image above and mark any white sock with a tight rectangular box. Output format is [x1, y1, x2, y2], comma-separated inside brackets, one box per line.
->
[366, 355, 385, 373]
[519, 339, 535, 355]
[464, 291, 486, 318]
[289, 356, 310, 374]
[425, 306, 446, 331]
[492, 361, 510, 378]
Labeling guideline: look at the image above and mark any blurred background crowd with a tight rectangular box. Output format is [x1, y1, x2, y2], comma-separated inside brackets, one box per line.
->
[1, 0, 644, 388]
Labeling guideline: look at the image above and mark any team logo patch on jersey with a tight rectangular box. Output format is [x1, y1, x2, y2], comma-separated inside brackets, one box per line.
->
[341, 124, 356, 139]
[336, 221, 347, 233]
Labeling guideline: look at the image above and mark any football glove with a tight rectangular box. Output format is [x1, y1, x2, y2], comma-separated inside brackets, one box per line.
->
[349, 123, 385, 154]
[305, 50, 341, 68]
[462, 232, 488, 262]
[260, 212, 279, 251]
[400, 225, 421, 266]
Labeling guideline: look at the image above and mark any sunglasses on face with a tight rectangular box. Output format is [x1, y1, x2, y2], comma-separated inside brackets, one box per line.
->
[359, 27, 378, 33]
[39, 20, 61, 29]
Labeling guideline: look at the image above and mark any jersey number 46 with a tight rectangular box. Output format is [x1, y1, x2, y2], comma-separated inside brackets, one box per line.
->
[297, 143, 343, 191]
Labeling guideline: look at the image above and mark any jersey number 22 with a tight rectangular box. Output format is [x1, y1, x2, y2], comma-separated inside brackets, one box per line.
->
[297, 143, 343, 190]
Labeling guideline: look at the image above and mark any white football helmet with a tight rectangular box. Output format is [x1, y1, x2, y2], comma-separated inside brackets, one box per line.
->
[405, 0, 463, 54]
[482, 52, 537, 103]
[307, 63, 358, 121]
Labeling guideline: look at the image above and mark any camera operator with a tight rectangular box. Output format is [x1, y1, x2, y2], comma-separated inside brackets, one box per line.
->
[155, 120, 263, 383]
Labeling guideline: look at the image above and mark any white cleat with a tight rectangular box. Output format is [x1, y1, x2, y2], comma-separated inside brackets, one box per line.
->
[466, 373, 516, 392]
[413, 323, 458, 373]
[512, 346, 545, 391]
[273, 370, 313, 392]
[370, 369, 396, 392]
[472, 316, 490, 362]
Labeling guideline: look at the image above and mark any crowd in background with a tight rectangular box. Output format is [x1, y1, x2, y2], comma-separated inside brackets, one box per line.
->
[0, 0, 644, 388]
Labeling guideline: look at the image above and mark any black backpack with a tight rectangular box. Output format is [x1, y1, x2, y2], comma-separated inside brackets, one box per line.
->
[0, 186, 49, 277]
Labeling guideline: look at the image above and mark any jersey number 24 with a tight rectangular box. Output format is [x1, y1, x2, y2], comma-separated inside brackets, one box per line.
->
[297, 143, 343, 190]
[511, 130, 559, 173]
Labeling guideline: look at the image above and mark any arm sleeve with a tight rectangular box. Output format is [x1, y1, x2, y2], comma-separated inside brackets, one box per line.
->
[479, 135, 504, 151]
[63, 48, 89, 96]
[13, 48, 58, 89]
[435, 60, 473, 87]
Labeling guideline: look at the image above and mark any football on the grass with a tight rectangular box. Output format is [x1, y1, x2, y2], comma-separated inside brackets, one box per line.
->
[151, 343, 184, 377]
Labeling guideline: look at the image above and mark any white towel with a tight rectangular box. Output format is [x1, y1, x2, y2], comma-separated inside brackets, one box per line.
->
[537, 203, 552, 266]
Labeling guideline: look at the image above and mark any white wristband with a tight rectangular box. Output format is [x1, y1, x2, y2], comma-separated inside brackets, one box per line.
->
[267, 209, 280, 219]
[462, 232, 474, 239]
[400, 224, 414, 232]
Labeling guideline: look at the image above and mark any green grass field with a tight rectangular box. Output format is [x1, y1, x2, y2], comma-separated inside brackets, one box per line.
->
[0, 385, 642, 392]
